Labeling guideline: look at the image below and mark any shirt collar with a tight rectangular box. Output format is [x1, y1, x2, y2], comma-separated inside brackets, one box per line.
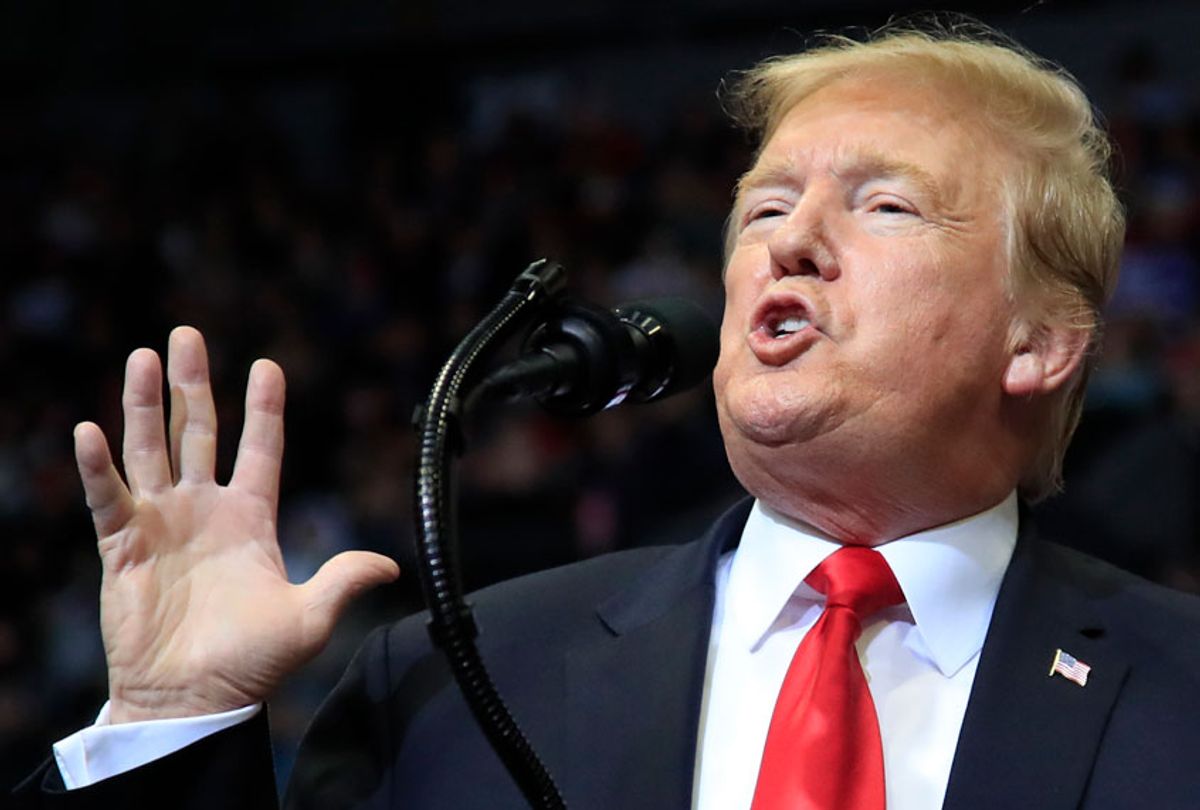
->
[725, 492, 1018, 678]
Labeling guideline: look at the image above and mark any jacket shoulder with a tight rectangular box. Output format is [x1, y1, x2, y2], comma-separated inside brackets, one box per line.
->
[1036, 537, 1200, 674]
[379, 543, 684, 662]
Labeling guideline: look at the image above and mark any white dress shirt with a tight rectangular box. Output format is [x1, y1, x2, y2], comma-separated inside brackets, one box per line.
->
[53, 701, 260, 789]
[692, 493, 1018, 810]
[56, 494, 1017, 799]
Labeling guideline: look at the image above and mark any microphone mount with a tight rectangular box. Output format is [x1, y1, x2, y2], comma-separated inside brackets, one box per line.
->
[412, 259, 569, 810]
[412, 260, 717, 809]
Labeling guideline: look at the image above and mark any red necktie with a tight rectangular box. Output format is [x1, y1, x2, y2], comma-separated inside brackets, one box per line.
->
[750, 546, 905, 810]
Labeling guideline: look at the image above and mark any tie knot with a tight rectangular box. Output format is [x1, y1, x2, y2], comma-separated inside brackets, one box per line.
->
[805, 546, 904, 619]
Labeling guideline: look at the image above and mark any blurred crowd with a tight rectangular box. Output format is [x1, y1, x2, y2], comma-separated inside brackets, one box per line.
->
[1, 55, 745, 785]
[1037, 44, 1200, 592]
[2, 37, 1198, 790]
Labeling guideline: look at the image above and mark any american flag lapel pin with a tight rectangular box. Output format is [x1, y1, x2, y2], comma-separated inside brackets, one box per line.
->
[1049, 648, 1091, 687]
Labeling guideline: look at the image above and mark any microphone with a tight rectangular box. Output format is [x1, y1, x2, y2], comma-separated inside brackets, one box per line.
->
[476, 297, 719, 416]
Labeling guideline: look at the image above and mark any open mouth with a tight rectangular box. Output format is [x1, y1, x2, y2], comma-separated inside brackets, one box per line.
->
[748, 295, 821, 365]
[754, 297, 816, 339]
[765, 311, 812, 339]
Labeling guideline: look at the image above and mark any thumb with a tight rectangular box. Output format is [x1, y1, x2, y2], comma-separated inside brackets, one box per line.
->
[300, 551, 401, 644]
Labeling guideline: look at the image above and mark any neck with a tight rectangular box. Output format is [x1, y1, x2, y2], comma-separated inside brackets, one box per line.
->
[734, 447, 1019, 545]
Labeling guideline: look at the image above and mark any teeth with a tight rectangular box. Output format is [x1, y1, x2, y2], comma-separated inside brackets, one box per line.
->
[772, 316, 810, 337]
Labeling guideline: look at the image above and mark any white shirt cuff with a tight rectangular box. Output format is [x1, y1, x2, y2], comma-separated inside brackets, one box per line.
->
[52, 701, 262, 789]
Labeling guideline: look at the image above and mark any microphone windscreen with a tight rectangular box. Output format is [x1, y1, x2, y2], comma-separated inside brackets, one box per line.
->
[614, 297, 720, 403]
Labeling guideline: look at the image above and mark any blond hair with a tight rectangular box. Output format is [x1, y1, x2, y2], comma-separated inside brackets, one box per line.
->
[723, 20, 1125, 501]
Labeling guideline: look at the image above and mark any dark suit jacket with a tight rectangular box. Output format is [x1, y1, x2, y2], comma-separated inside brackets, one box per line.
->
[16, 500, 1200, 808]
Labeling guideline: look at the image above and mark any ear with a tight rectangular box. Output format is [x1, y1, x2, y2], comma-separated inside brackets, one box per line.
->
[1002, 321, 1090, 398]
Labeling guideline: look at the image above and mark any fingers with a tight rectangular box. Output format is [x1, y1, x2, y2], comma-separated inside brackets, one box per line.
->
[121, 348, 172, 497]
[300, 551, 401, 643]
[75, 422, 135, 539]
[167, 327, 218, 484]
[122, 331, 282, 500]
[230, 359, 287, 507]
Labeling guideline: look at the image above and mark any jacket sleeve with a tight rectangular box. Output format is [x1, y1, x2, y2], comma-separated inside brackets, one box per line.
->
[9, 708, 278, 810]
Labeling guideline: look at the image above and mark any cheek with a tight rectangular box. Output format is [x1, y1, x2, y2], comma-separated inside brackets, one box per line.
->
[722, 251, 767, 301]
[712, 316, 740, 399]
[716, 251, 766, 345]
[852, 260, 946, 345]
[858, 244, 1004, 339]
[714, 283, 741, 353]
[858, 291, 1013, 404]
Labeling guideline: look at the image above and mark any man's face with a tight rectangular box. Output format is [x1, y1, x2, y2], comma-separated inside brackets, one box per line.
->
[713, 77, 1021, 523]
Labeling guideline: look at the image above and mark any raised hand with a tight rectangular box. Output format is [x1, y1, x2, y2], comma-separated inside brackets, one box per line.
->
[76, 326, 399, 723]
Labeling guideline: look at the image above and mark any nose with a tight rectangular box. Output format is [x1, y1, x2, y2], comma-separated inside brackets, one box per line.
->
[766, 193, 841, 282]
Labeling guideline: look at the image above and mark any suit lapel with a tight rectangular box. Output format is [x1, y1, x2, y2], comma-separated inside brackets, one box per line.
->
[563, 501, 751, 810]
[942, 516, 1129, 810]
[558, 501, 1131, 810]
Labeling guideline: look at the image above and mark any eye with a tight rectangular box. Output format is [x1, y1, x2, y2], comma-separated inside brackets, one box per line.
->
[743, 203, 787, 228]
[867, 196, 917, 216]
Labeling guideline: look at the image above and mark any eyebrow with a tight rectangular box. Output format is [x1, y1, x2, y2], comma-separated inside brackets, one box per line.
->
[734, 158, 795, 200]
[735, 148, 948, 210]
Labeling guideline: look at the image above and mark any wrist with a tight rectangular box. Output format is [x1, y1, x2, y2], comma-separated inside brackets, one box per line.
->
[107, 683, 255, 725]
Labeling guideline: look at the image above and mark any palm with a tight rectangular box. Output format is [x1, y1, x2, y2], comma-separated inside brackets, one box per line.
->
[77, 327, 398, 722]
[100, 484, 291, 711]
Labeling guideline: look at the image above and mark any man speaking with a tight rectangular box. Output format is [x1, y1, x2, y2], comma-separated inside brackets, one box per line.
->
[15, 21, 1200, 810]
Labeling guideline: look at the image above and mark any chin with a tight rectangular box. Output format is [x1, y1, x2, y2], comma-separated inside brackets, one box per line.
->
[716, 375, 829, 448]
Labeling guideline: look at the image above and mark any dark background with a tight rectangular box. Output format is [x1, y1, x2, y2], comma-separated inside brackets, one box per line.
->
[3, 0, 1198, 790]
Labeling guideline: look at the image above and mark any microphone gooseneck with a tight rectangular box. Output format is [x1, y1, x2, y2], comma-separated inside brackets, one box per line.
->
[413, 259, 569, 810]
[412, 260, 717, 810]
